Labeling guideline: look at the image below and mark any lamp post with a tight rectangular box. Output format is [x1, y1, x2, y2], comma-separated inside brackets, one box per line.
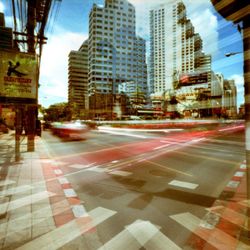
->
[225, 52, 242, 57]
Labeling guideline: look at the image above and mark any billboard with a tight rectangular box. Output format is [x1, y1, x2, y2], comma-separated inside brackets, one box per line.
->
[0, 51, 38, 101]
[179, 72, 208, 86]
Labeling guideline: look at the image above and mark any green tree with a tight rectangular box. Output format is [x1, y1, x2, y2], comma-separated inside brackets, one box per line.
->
[44, 102, 71, 122]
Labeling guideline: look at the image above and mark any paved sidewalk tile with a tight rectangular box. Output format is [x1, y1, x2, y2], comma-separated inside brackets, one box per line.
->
[0, 132, 95, 249]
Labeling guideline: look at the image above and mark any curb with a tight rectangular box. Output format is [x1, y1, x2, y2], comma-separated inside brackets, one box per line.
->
[38, 138, 95, 232]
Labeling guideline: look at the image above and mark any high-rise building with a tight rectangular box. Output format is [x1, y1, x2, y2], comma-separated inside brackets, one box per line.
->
[88, 0, 147, 99]
[68, 40, 89, 116]
[224, 79, 237, 117]
[0, 12, 13, 50]
[149, 1, 211, 94]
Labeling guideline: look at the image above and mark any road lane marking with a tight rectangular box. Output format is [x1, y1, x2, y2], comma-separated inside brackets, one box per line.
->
[98, 225, 141, 250]
[69, 163, 94, 169]
[0, 191, 55, 213]
[72, 205, 88, 218]
[240, 163, 246, 169]
[98, 220, 181, 250]
[63, 188, 77, 198]
[144, 230, 181, 250]
[226, 181, 240, 188]
[170, 212, 248, 249]
[54, 169, 63, 175]
[86, 166, 106, 173]
[109, 170, 132, 177]
[0, 185, 32, 197]
[147, 161, 193, 177]
[154, 144, 170, 150]
[0, 200, 70, 240]
[17, 207, 116, 250]
[238, 200, 250, 208]
[191, 138, 206, 142]
[234, 171, 245, 177]
[98, 129, 148, 138]
[219, 125, 244, 132]
[98, 127, 183, 133]
[57, 177, 69, 185]
[168, 180, 198, 190]
[0, 180, 15, 187]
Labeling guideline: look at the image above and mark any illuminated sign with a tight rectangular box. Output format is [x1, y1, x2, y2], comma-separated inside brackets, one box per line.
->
[179, 72, 208, 86]
[0, 51, 38, 100]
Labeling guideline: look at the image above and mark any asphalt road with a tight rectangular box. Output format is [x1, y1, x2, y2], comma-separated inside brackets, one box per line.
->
[42, 122, 245, 249]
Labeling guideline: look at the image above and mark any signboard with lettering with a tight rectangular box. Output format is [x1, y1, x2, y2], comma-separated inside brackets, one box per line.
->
[0, 51, 38, 102]
[179, 72, 208, 86]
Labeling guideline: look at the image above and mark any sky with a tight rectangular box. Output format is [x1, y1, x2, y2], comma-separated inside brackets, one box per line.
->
[0, 0, 244, 108]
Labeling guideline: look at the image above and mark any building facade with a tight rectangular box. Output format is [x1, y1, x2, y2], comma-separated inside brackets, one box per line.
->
[149, 1, 211, 94]
[68, 40, 89, 118]
[149, 1, 217, 117]
[0, 13, 13, 50]
[88, 0, 147, 100]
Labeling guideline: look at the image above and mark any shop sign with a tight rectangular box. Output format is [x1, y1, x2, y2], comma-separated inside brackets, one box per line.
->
[0, 51, 38, 100]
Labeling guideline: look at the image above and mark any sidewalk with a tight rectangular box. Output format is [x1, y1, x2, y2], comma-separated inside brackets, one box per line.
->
[0, 132, 97, 250]
[0, 131, 56, 249]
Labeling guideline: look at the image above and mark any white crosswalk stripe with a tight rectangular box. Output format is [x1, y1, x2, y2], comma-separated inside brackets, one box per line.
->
[98, 220, 181, 250]
[0, 185, 32, 197]
[17, 207, 116, 250]
[109, 170, 132, 176]
[168, 180, 199, 190]
[0, 200, 70, 241]
[0, 191, 55, 213]
[239, 199, 250, 208]
[0, 179, 16, 187]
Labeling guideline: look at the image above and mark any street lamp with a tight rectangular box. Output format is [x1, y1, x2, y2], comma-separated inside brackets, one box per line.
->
[225, 52, 242, 57]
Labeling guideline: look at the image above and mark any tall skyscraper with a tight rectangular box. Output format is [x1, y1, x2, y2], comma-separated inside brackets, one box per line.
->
[0, 12, 13, 50]
[149, 1, 211, 94]
[68, 40, 89, 114]
[88, 0, 147, 99]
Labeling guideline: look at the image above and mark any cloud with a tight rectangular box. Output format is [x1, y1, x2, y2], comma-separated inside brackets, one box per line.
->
[187, 7, 219, 55]
[39, 27, 87, 107]
[0, 1, 5, 12]
[229, 74, 244, 93]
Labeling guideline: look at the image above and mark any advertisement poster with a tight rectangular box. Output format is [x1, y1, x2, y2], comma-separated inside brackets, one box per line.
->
[0, 51, 38, 100]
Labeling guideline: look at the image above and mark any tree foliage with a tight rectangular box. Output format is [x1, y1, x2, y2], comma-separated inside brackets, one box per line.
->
[44, 102, 71, 122]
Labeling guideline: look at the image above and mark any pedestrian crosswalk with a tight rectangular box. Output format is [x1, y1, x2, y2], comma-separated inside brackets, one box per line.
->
[0, 177, 249, 249]
[16, 207, 116, 250]
[98, 220, 182, 250]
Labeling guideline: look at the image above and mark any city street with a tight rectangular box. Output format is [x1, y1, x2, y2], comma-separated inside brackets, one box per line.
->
[33, 122, 245, 249]
[0, 0, 248, 249]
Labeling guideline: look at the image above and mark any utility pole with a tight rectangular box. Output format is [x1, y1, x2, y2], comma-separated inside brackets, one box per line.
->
[210, 0, 250, 240]
[26, 0, 37, 151]
[243, 15, 250, 220]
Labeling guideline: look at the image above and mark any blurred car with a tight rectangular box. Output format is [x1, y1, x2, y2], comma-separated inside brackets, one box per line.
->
[51, 120, 89, 140]
[42, 120, 52, 130]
